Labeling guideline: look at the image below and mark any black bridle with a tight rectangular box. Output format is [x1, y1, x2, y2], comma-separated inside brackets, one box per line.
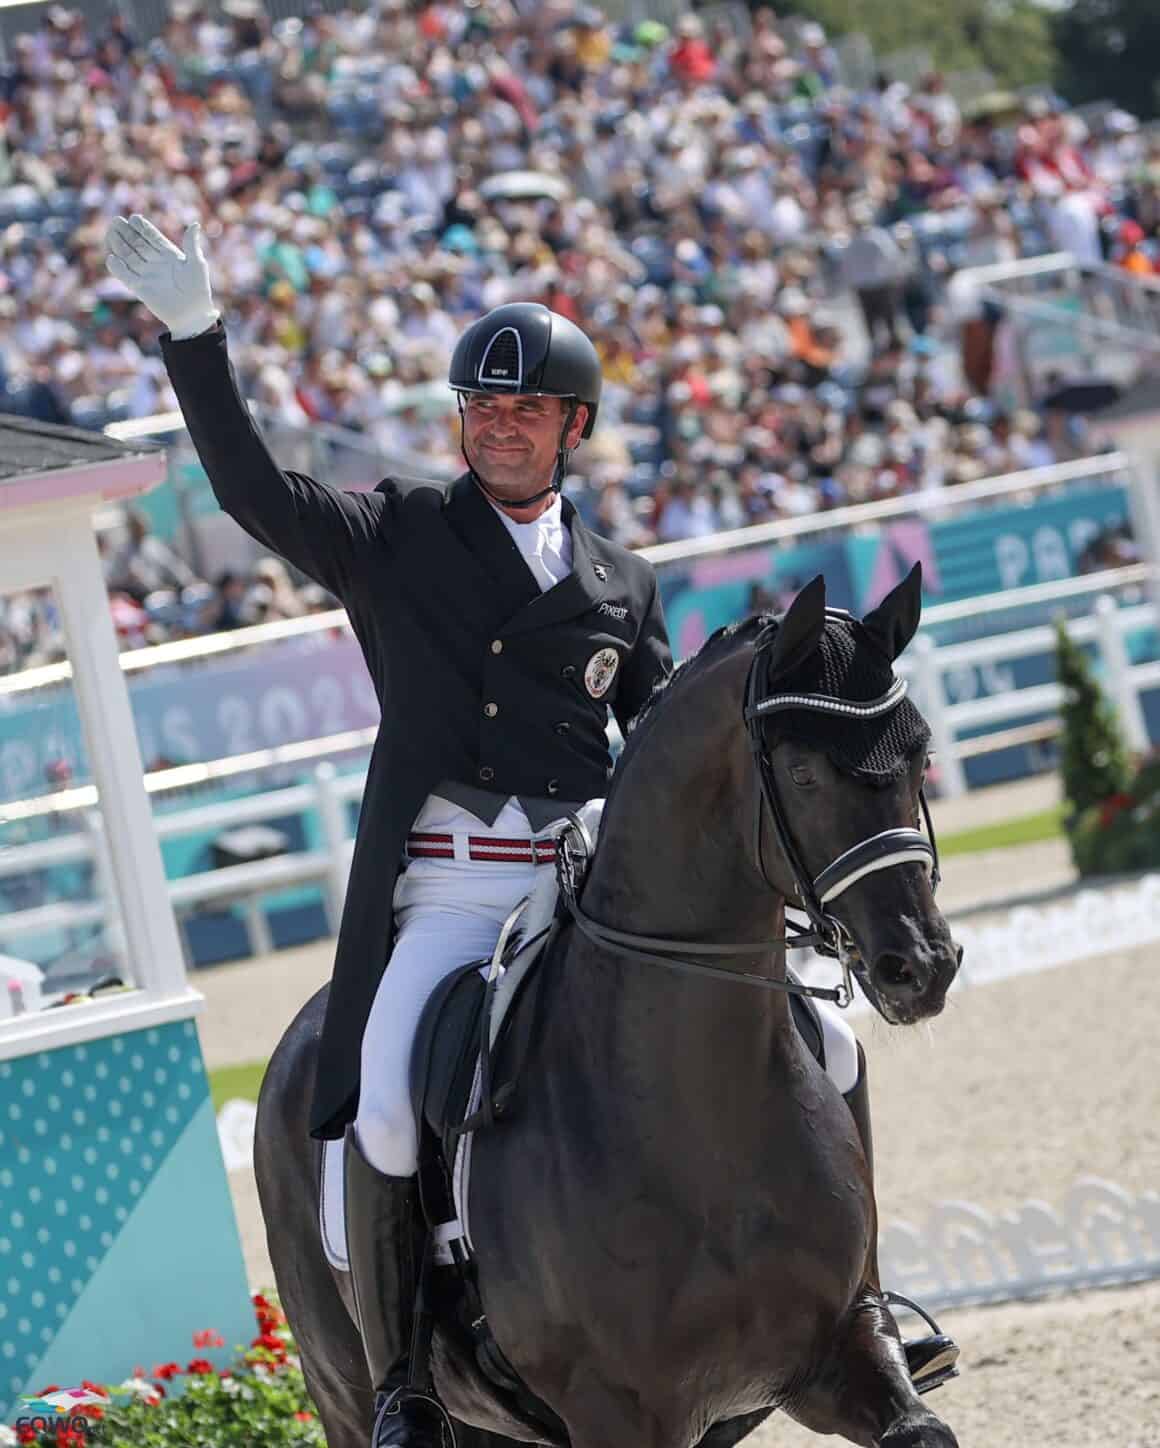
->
[556, 615, 940, 1009]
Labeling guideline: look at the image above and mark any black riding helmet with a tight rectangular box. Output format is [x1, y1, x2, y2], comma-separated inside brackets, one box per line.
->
[449, 302, 602, 506]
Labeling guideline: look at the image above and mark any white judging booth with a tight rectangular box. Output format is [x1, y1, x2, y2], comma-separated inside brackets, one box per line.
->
[0, 417, 252, 1416]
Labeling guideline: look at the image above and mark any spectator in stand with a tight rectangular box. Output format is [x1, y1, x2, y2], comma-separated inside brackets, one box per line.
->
[0, 0, 1133, 672]
[198, 568, 252, 631]
[1114, 220, 1154, 276]
[248, 555, 306, 620]
[840, 199, 910, 354]
[104, 507, 204, 603]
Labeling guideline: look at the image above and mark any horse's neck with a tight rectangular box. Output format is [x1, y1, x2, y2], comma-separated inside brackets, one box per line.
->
[565, 648, 795, 1078]
[586, 646, 775, 942]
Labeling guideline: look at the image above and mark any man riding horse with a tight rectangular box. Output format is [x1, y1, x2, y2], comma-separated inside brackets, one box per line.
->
[105, 214, 959, 1448]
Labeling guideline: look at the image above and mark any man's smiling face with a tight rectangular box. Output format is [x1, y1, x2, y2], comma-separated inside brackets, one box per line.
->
[461, 393, 588, 515]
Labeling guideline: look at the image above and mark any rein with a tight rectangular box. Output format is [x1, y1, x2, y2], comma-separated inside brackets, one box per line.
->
[554, 619, 941, 1011]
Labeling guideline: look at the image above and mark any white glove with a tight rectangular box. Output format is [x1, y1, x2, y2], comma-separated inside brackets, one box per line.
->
[104, 214, 221, 340]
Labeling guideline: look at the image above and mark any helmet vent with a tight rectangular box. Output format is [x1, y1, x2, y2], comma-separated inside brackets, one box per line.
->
[477, 327, 524, 389]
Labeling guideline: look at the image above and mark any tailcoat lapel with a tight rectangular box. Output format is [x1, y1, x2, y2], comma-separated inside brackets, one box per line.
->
[443, 474, 542, 618]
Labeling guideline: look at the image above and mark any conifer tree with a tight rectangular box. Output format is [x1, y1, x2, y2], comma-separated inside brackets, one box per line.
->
[1054, 617, 1131, 819]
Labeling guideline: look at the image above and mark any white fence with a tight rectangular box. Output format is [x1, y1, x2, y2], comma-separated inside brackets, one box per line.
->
[1, 583, 1157, 966]
[903, 572, 1159, 797]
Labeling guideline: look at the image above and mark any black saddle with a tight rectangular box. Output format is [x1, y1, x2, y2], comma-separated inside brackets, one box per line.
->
[409, 931, 557, 1170]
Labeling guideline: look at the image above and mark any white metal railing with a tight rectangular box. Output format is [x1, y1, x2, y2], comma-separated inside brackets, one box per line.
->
[0, 451, 1141, 702]
[0, 762, 364, 967]
[905, 594, 1157, 797]
[1, 591, 1157, 968]
[640, 453, 1133, 567]
[918, 563, 1153, 628]
[967, 250, 1160, 299]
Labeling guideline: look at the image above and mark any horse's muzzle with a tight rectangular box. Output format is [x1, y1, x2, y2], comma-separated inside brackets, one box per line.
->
[867, 940, 962, 1024]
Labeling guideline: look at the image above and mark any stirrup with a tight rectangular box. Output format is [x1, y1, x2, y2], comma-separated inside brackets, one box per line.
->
[882, 1291, 960, 1395]
[372, 1385, 457, 1448]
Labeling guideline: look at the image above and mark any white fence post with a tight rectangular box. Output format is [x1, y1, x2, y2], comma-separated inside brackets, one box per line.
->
[1125, 455, 1160, 611]
[313, 762, 351, 932]
[913, 635, 966, 798]
[82, 809, 127, 976]
[1094, 594, 1150, 754]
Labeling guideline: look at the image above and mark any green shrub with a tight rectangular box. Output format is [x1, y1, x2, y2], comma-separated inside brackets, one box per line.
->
[1054, 618, 1131, 821]
[1069, 754, 1160, 877]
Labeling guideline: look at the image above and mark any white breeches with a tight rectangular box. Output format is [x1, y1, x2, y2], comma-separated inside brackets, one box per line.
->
[355, 849, 541, 1177]
[356, 866, 862, 1177]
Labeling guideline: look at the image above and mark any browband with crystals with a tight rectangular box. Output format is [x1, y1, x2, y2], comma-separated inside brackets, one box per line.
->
[746, 676, 908, 721]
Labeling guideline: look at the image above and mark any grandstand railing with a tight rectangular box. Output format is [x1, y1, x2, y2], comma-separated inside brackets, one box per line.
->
[5, 450, 1145, 698]
[640, 452, 1143, 567]
[1, 581, 1157, 971]
[961, 251, 1160, 400]
[971, 252, 1160, 338]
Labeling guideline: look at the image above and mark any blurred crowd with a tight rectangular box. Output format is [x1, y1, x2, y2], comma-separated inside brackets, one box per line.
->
[0, 508, 337, 674]
[1, 0, 1156, 587]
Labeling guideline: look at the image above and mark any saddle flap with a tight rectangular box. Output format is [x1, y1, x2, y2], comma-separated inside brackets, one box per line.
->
[409, 961, 489, 1141]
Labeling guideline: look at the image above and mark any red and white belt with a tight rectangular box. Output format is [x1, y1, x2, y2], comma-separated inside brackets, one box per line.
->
[405, 830, 558, 866]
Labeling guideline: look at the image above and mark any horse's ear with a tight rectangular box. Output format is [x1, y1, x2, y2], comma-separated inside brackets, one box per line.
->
[766, 574, 827, 677]
[860, 561, 923, 661]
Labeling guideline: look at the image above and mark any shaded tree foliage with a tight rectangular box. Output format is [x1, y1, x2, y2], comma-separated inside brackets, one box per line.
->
[1052, 0, 1160, 120]
[785, 0, 1057, 90]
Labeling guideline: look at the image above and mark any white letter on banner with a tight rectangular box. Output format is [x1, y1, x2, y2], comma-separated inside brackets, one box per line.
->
[994, 532, 1029, 589]
[1031, 525, 1070, 581]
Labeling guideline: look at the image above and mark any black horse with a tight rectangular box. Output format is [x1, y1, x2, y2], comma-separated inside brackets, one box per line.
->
[255, 568, 961, 1448]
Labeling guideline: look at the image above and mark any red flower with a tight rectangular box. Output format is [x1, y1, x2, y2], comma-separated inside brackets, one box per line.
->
[152, 1361, 182, 1380]
[38, 1385, 62, 1395]
[17, 1429, 37, 1445]
[220, 1370, 233, 1380]
[81, 1380, 109, 1398]
[250, 1329, 288, 1363]
[85, 1405, 105, 1420]
[294, 1411, 314, 1421]
[132, 1366, 146, 1378]
[186, 1358, 215, 1375]
[252, 1293, 272, 1312]
[193, 1329, 226, 1349]
[1099, 791, 1134, 828]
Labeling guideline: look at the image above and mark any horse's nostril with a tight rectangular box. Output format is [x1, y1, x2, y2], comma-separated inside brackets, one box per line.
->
[955, 943, 964, 967]
[876, 953, 918, 993]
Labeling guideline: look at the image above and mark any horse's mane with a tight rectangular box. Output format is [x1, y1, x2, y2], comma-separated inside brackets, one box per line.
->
[607, 613, 770, 801]
[608, 598, 929, 808]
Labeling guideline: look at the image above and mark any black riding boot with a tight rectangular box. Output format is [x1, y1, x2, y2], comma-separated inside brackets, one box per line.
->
[344, 1128, 455, 1448]
[843, 1047, 960, 1395]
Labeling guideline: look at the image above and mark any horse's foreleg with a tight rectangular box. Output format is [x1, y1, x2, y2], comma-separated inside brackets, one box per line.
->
[784, 1294, 958, 1448]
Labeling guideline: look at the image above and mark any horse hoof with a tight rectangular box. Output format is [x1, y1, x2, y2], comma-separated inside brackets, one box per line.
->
[879, 1415, 959, 1448]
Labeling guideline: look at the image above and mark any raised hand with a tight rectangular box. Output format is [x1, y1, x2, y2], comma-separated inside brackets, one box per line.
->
[104, 214, 221, 340]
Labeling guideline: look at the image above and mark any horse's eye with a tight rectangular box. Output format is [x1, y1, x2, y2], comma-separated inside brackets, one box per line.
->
[790, 763, 815, 787]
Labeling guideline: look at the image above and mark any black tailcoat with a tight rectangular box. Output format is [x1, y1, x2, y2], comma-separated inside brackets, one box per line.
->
[159, 322, 673, 1138]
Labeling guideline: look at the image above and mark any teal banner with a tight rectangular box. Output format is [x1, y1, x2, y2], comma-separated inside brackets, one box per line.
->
[655, 482, 1133, 659]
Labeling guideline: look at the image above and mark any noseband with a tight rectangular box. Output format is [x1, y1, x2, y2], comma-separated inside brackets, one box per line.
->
[557, 614, 940, 1009]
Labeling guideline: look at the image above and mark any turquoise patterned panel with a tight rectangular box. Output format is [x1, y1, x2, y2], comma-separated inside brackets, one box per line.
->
[0, 1020, 211, 1411]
